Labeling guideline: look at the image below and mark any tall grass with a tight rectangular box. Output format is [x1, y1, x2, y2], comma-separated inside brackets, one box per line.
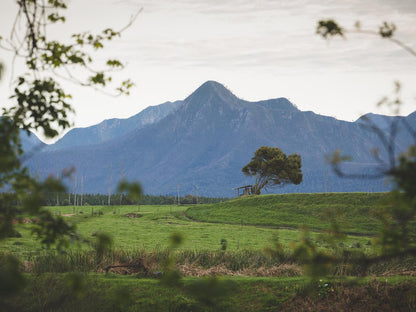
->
[22, 249, 282, 274]
[17, 248, 416, 278]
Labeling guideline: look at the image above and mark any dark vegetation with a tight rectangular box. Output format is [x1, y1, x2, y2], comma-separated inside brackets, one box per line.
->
[242, 146, 303, 195]
[33, 192, 228, 206]
[1, 274, 415, 312]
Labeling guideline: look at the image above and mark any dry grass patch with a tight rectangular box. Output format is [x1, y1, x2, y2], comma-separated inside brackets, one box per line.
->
[176, 263, 303, 277]
[254, 264, 303, 277]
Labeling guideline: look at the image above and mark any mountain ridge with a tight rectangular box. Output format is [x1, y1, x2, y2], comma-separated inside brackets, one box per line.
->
[46, 100, 181, 151]
[24, 81, 415, 197]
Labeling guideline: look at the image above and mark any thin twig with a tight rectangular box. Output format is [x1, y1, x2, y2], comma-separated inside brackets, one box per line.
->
[349, 29, 416, 59]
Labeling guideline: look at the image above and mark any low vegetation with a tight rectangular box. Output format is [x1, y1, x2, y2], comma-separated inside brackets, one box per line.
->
[2, 274, 415, 311]
[39, 193, 228, 206]
[1, 192, 416, 311]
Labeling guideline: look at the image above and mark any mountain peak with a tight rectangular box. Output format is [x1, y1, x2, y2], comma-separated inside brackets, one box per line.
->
[186, 81, 238, 104]
[198, 80, 231, 92]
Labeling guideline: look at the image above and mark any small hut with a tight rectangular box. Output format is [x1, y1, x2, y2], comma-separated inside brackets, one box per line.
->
[233, 185, 253, 197]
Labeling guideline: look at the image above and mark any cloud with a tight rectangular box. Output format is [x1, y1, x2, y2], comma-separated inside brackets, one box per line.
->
[1, 0, 415, 132]
[113, 0, 414, 77]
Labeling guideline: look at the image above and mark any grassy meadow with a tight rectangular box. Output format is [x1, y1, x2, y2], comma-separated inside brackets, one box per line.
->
[2, 192, 416, 311]
[2, 193, 385, 254]
[186, 192, 390, 235]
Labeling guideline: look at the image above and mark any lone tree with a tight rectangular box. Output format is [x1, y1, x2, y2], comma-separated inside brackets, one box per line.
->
[242, 146, 302, 195]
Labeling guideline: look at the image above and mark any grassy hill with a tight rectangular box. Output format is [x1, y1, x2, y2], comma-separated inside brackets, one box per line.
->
[2, 193, 390, 256]
[185, 193, 390, 235]
[2, 192, 416, 311]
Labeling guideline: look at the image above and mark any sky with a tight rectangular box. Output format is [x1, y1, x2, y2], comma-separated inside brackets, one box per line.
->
[0, 0, 416, 142]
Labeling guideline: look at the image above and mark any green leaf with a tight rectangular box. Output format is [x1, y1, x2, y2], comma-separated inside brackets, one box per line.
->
[117, 180, 142, 202]
[106, 59, 123, 68]
[316, 20, 345, 38]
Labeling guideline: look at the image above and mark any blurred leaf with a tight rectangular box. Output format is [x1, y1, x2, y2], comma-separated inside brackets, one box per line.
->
[94, 232, 113, 260]
[379, 22, 396, 38]
[65, 272, 87, 298]
[169, 232, 183, 249]
[0, 254, 25, 294]
[117, 180, 142, 202]
[316, 20, 345, 38]
[187, 277, 236, 308]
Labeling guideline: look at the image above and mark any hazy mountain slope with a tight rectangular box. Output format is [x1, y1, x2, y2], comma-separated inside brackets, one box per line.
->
[47, 101, 180, 151]
[27, 81, 415, 197]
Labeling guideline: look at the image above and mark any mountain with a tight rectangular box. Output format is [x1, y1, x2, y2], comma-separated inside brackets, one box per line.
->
[47, 100, 180, 151]
[20, 130, 45, 160]
[26, 81, 415, 197]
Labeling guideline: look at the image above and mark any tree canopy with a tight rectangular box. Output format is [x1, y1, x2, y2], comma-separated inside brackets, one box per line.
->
[242, 146, 302, 195]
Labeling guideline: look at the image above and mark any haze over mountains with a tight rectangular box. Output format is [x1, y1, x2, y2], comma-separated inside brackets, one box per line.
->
[23, 81, 415, 197]
[46, 101, 180, 151]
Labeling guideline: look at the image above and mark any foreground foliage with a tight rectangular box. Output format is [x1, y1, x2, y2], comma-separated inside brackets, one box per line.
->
[1, 274, 415, 312]
[1, 192, 416, 310]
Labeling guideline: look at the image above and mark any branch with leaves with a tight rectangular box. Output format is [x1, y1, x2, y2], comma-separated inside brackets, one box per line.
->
[0, 0, 142, 258]
[1, 0, 140, 138]
[317, 19, 416, 58]
[311, 17, 416, 281]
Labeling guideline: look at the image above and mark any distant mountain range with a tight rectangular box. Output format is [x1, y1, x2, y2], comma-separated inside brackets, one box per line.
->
[22, 81, 416, 197]
[46, 100, 180, 151]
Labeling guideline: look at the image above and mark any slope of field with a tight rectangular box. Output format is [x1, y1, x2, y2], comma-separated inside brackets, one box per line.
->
[185, 193, 390, 235]
[2, 194, 381, 255]
[1, 205, 304, 253]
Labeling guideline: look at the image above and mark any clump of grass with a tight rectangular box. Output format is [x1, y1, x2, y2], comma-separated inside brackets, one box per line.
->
[19, 248, 415, 278]
[20, 249, 285, 275]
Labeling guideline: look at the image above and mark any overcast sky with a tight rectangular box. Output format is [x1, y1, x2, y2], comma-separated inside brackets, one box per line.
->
[1, 0, 415, 141]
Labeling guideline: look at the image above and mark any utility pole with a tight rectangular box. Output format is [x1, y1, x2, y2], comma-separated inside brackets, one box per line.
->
[80, 175, 84, 206]
[74, 175, 77, 206]
[56, 168, 59, 206]
[177, 184, 180, 205]
[324, 168, 328, 193]
[119, 162, 125, 205]
[68, 176, 71, 205]
[108, 166, 112, 206]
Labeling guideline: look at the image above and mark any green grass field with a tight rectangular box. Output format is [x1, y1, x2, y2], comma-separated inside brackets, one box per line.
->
[186, 192, 390, 235]
[2, 193, 383, 255]
[2, 192, 416, 311]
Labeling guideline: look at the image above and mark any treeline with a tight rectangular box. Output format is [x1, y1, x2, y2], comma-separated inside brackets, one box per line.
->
[41, 193, 229, 206]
